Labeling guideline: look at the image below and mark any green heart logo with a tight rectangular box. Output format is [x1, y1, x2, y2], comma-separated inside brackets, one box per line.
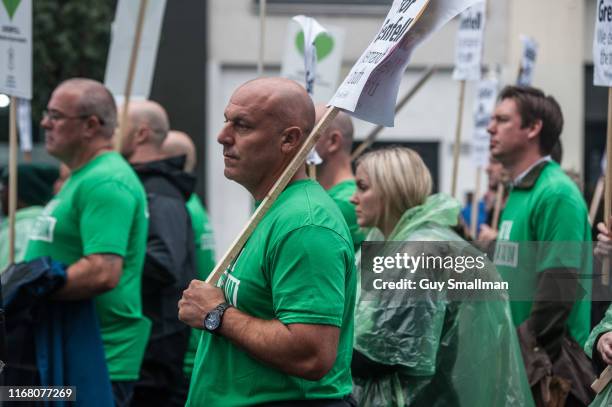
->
[295, 31, 334, 62]
[2, 0, 21, 19]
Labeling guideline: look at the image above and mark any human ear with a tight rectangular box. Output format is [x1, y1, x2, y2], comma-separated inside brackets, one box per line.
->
[280, 126, 303, 154]
[526, 119, 543, 141]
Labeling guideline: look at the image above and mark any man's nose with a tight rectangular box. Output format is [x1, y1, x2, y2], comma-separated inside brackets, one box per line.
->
[41, 115, 52, 129]
[486, 120, 495, 135]
[217, 123, 234, 146]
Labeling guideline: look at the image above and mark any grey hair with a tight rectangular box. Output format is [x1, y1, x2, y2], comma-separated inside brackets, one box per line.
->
[59, 78, 118, 138]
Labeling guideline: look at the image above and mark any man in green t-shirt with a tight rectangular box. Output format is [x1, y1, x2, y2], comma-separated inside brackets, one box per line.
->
[178, 77, 356, 406]
[161, 130, 217, 378]
[314, 104, 364, 253]
[490, 86, 593, 405]
[24, 78, 150, 407]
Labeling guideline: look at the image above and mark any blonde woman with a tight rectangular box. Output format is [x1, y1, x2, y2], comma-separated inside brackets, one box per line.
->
[350, 147, 533, 407]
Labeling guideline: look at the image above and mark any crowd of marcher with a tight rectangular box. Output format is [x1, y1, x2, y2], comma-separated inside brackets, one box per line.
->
[2, 76, 612, 407]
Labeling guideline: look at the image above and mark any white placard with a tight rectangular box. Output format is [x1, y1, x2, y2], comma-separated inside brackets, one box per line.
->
[330, 0, 481, 127]
[472, 78, 498, 167]
[281, 20, 344, 103]
[0, 0, 32, 99]
[104, 0, 166, 100]
[17, 97, 31, 152]
[594, 0, 612, 86]
[452, 2, 486, 81]
[517, 35, 538, 86]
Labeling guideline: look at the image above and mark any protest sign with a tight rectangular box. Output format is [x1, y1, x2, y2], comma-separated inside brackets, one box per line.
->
[281, 17, 344, 103]
[17, 97, 31, 157]
[472, 78, 497, 167]
[452, 2, 486, 81]
[330, 0, 481, 127]
[104, 0, 166, 102]
[594, 0, 612, 288]
[0, 0, 31, 263]
[517, 35, 537, 86]
[0, 0, 31, 99]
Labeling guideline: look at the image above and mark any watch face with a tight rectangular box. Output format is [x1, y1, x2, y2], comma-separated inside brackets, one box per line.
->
[205, 310, 221, 331]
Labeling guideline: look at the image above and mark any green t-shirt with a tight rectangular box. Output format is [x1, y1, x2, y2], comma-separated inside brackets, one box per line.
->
[0, 206, 43, 273]
[493, 161, 592, 346]
[186, 179, 356, 406]
[24, 152, 151, 381]
[183, 193, 216, 377]
[327, 179, 365, 252]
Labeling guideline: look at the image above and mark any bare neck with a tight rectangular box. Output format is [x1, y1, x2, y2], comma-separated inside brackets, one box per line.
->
[317, 154, 354, 190]
[505, 149, 545, 181]
[65, 138, 113, 171]
[251, 166, 307, 201]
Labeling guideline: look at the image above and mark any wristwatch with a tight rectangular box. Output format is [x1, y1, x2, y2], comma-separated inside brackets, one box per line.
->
[203, 302, 232, 333]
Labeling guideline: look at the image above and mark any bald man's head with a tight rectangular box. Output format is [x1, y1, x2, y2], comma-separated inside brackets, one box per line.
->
[218, 77, 315, 198]
[162, 130, 197, 172]
[125, 100, 170, 146]
[315, 104, 354, 154]
[236, 77, 315, 137]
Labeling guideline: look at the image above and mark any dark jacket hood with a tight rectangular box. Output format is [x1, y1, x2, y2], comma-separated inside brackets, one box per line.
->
[132, 155, 196, 200]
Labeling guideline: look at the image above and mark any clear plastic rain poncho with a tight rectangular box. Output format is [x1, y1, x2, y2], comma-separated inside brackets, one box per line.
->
[353, 193, 534, 406]
[585, 304, 612, 406]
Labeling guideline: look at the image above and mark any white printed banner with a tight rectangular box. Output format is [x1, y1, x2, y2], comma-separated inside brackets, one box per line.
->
[104, 0, 167, 101]
[472, 78, 498, 167]
[330, 0, 481, 127]
[0, 0, 32, 99]
[452, 2, 486, 81]
[594, 0, 612, 86]
[517, 36, 538, 86]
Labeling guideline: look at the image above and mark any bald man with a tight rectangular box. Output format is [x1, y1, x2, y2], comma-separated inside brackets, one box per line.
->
[178, 78, 356, 406]
[315, 104, 364, 252]
[161, 130, 216, 378]
[120, 101, 197, 406]
[25, 78, 150, 405]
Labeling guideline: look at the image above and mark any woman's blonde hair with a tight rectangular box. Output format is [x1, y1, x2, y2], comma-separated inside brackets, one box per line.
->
[356, 147, 432, 228]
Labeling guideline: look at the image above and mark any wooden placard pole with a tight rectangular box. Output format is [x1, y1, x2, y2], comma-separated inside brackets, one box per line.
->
[116, 0, 148, 153]
[451, 80, 467, 198]
[604, 88, 612, 287]
[592, 365, 612, 394]
[307, 163, 316, 180]
[8, 97, 18, 264]
[590, 176, 605, 225]
[470, 167, 481, 239]
[351, 66, 436, 161]
[206, 107, 339, 284]
[491, 183, 504, 231]
[257, 0, 266, 76]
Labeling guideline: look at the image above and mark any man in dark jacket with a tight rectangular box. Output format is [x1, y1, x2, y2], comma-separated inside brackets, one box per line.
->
[119, 100, 197, 406]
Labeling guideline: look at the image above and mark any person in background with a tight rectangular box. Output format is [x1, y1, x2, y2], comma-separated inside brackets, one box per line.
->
[119, 100, 197, 406]
[160, 129, 216, 378]
[314, 104, 365, 252]
[24, 78, 150, 406]
[489, 86, 594, 406]
[0, 163, 59, 272]
[349, 146, 533, 406]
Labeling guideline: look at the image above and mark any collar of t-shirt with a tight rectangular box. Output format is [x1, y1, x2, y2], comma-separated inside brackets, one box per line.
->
[513, 155, 551, 188]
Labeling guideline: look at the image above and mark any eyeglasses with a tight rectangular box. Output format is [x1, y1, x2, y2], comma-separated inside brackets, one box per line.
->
[42, 109, 105, 125]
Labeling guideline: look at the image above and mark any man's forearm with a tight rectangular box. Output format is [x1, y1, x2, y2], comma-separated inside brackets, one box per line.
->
[218, 307, 338, 381]
[53, 254, 122, 300]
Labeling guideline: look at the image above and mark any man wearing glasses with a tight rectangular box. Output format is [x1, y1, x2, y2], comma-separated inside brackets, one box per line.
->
[24, 78, 151, 407]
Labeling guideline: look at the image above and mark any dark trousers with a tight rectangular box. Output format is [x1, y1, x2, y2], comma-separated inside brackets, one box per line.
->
[112, 381, 135, 407]
[131, 329, 190, 407]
